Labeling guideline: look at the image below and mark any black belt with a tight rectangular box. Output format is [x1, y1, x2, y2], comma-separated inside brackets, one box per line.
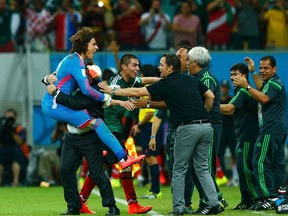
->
[177, 119, 210, 126]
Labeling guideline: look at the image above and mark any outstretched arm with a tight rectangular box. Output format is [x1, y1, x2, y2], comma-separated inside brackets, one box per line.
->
[132, 98, 167, 109]
[141, 77, 161, 85]
[99, 82, 150, 97]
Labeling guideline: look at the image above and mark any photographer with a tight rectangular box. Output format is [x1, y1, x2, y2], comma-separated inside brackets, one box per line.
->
[139, 0, 171, 50]
[37, 121, 67, 185]
[0, 109, 29, 186]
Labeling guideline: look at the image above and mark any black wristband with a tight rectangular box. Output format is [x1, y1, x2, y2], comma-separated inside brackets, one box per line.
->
[137, 124, 144, 129]
[52, 89, 59, 96]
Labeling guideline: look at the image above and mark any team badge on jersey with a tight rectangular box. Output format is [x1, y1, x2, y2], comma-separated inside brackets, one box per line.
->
[81, 69, 87, 77]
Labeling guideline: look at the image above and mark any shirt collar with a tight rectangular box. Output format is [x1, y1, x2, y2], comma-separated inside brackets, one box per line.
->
[167, 71, 181, 78]
[194, 66, 209, 77]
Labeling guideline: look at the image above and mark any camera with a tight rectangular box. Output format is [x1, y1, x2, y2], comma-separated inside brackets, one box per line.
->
[0, 116, 15, 133]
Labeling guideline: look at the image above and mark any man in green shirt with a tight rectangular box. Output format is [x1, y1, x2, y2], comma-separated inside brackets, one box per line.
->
[233, 56, 287, 210]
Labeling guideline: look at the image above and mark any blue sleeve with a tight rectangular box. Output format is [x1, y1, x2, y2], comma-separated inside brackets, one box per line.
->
[70, 60, 104, 102]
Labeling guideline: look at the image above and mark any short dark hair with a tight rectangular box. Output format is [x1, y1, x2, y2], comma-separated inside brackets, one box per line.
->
[120, 54, 138, 66]
[230, 63, 249, 78]
[163, 54, 181, 72]
[182, 0, 192, 7]
[102, 68, 117, 82]
[176, 40, 191, 48]
[5, 108, 17, 117]
[179, 45, 192, 53]
[140, 64, 156, 77]
[261, 55, 276, 67]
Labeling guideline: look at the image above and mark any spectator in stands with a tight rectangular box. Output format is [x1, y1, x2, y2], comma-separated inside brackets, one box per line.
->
[49, 0, 82, 51]
[112, 0, 146, 50]
[261, 0, 288, 49]
[37, 121, 66, 185]
[206, 0, 236, 50]
[139, 0, 171, 50]
[0, 109, 29, 186]
[0, 0, 21, 52]
[233, 0, 260, 50]
[172, 0, 203, 48]
[173, 0, 208, 34]
[45, 0, 81, 14]
[81, 0, 114, 50]
[24, 0, 54, 52]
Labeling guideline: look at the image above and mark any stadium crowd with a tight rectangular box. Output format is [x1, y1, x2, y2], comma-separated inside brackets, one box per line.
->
[0, 0, 288, 52]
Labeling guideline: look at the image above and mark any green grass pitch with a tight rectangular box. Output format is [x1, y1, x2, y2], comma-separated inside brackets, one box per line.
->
[0, 185, 279, 215]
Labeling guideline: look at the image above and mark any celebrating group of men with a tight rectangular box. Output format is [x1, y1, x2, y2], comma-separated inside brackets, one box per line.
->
[41, 27, 287, 215]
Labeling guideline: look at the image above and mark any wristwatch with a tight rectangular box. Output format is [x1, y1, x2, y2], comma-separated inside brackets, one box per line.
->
[246, 85, 251, 91]
[146, 100, 151, 108]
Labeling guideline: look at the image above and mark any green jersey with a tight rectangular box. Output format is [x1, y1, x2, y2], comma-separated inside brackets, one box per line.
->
[104, 74, 142, 133]
[258, 75, 287, 134]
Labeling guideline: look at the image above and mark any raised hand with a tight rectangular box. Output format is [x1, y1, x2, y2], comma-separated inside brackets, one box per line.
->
[244, 57, 255, 72]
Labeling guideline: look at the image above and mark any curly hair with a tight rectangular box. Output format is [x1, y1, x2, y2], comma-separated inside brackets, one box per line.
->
[70, 27, 96, 54]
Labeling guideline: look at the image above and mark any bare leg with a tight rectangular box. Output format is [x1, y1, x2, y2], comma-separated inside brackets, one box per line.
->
[12, 161, 21, 186]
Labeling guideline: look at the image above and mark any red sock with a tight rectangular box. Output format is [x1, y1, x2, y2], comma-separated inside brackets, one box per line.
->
[80, 175, 96, 202]
[111, 164, 121, 179]
[80, 159, 88, 178]
[121, 171, 137, 204]
[216, 157, 224, 179]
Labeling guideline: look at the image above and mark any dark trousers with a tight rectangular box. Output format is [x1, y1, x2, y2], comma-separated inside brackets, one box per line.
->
[236, 136, 258, 202]
[191, 125, 222, 203]
[61, 132, 115, 210]
[218, 125, 236, 176]
[166, 125, 194, 207]
[253, 134, 287, 199]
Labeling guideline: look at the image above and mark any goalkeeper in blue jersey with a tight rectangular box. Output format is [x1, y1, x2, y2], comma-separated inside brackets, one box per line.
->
[41, 27, 144, 169]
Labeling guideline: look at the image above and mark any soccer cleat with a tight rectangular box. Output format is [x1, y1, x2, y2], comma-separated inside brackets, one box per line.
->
[80, 202, 95, 214]
[128, 203, 152, 214]
[105, 206, 120, 216]
[199, 204, 224, 215]
[219, 198, 229, 208]
[118, 155, 145, 169]
[232, 201, 253, 210]
[60, 208, 80, 215]
[141, 191, 162, 199]
[195, 202, 209, 214]
[183, 206, 194, 214]
[255, 198, 276, 210]
[248, 200, 264, 210]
